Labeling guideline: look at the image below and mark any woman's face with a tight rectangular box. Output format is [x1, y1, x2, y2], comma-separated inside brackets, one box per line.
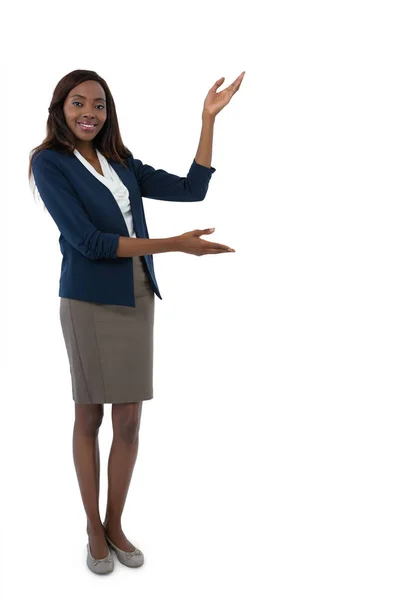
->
[63, 80, 107, 142]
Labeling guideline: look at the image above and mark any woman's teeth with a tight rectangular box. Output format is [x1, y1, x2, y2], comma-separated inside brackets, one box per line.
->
[78, 122, 96, 130]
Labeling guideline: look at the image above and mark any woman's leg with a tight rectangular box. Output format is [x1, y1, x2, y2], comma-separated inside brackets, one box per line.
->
[103, 401, 143, 551]
[73, 403, 109, 559]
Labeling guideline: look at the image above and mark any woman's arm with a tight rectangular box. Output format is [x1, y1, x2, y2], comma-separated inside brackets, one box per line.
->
[194, 112, 215, 169]
[129, 153, 216, 203]
[116, 235, 181, 257]
[129, 112, 216, 202]
[32, 151, 120, 260]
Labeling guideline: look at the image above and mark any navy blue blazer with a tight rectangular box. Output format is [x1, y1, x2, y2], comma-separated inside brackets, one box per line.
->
[32, 148, 216, 307]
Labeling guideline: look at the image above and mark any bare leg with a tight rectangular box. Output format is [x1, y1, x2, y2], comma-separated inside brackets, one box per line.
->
[85, 434, 100, 528]
[103, 401, 143, 551]
[73, 403, 108, 559]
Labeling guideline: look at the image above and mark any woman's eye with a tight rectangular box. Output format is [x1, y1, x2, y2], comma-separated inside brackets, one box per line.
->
[72, 101, 105, 110]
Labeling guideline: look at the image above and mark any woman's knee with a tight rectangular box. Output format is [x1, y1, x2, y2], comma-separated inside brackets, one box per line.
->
[74, 403, 104, 435]
[111, 401, 143, 443]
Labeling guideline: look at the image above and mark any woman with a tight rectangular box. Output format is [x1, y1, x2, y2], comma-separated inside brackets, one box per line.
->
[28, 68, 245, 575]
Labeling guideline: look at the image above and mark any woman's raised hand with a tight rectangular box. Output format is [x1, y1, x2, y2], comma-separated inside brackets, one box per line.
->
[177, 228, 235, 256]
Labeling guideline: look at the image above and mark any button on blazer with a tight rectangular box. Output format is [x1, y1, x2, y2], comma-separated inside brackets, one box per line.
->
[32, 148, 216, 307]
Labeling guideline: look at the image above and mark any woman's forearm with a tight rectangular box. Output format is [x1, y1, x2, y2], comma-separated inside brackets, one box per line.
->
[116, 235, 181, 257]
[194, 112, 215, 169]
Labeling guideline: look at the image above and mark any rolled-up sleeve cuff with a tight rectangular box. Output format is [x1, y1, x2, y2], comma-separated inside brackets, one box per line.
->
[191, 159, 216, 176]
[103, 233, 121, 259]
[186, 159, 216, 200]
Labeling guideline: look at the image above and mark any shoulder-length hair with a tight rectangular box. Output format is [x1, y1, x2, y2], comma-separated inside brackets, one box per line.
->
[28, 69, 133, 208]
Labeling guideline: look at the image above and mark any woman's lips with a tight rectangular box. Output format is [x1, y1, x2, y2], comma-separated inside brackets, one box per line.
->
[77, 122, 97, 132]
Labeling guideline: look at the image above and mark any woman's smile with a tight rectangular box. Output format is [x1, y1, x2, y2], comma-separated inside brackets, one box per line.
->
[77, 121, 97, 132]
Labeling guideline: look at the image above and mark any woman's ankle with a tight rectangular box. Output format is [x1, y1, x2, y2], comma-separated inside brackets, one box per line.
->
[103, 515, 122, 530]
[87, 521, 105, 535]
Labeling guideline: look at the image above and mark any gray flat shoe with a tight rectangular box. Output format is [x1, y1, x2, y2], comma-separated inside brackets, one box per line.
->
[86, 542, 114, 575]
[104, 533, 144, 568]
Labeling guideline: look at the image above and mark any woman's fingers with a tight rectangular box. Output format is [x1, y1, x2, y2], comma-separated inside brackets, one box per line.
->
[196, 227, 235, 252]
[211, 243, 235, 251]
[207, 247, 235, 253]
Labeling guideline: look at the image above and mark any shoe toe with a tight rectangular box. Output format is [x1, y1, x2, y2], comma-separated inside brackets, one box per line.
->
[122, 547, 144, 568]
[86, 543, 114, 574]
[105, 535, 144, 568]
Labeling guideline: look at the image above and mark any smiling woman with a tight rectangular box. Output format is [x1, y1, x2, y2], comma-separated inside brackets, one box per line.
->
[26, 66, 231, 575]
[27, 69, 153, 573]
[63, 83, 108, 160]
[27, 69, 131, 186]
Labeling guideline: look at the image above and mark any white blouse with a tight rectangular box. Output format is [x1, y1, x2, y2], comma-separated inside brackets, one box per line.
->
[73, 147, 136, 238]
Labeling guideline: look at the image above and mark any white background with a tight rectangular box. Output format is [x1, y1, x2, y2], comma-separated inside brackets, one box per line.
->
[2, 0, 400, 597]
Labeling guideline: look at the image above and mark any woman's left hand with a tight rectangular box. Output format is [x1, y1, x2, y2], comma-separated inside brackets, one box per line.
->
[203, 71, 245, 118]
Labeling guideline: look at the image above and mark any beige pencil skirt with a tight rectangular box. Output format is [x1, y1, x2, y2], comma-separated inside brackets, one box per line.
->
[59, 255, 155, 404]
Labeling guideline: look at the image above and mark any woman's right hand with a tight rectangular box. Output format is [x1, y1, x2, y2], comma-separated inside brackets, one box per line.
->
[176, 228, 235, 256]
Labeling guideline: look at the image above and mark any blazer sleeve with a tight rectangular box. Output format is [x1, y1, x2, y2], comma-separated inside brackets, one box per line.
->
[129, 156, 216, 202]
[32, 152, 120, 260]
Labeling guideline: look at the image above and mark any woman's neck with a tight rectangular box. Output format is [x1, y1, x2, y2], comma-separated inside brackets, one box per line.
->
[75, 141, 97, 162]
